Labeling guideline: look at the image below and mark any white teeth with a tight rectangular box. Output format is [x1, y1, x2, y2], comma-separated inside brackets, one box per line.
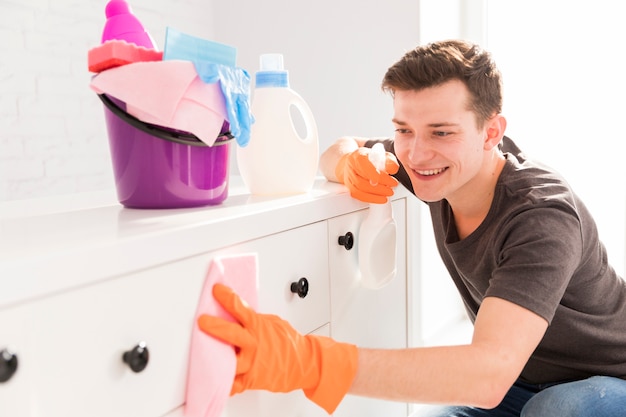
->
[417, 168, 446, 176]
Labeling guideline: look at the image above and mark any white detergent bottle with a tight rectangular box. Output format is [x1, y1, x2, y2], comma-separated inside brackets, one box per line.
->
[237, 53, 319, 195]
[358, 143, 397, 289]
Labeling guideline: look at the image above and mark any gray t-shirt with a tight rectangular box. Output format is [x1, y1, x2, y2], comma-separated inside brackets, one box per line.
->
[369, 136, 626, 384]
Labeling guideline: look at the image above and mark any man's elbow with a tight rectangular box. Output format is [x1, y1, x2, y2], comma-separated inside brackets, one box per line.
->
[472, 375, 517, 409]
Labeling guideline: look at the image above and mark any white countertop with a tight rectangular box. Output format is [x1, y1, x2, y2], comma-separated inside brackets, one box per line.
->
[1, 177, 407, 309]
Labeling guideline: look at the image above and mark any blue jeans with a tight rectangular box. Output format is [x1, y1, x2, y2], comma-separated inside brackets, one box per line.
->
[417, 376, 626, 417]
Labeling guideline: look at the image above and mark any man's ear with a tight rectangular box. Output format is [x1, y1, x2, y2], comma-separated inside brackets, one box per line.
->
[484, 114, 507, 150]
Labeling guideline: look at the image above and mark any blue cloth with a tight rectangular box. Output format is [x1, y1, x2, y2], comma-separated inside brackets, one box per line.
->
[194, 62, 253, 147]
[161, 27, 253, 147]
[416, 376, 626, 417]
[162, 27, 237, 67]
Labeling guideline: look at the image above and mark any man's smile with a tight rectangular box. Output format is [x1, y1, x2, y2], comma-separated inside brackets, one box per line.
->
[415, 167, 448, 176]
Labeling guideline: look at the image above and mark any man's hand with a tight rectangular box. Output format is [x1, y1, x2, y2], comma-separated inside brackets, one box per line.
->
[197, 284, 358, 414]
[335, 147, 400, 204]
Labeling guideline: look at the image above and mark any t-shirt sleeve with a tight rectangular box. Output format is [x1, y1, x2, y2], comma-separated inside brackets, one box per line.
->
[485, 205, 584, 323]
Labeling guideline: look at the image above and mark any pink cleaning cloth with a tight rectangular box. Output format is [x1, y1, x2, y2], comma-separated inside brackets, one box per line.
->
[185, 253, 259, 417]
[90, 60, 228, 146]
[88, 40, 163, 73]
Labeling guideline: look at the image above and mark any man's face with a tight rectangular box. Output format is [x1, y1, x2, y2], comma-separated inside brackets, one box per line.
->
[392, 80, 491, 204]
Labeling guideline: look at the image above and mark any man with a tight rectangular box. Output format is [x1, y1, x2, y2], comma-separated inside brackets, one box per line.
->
[198, 40, 626, 416]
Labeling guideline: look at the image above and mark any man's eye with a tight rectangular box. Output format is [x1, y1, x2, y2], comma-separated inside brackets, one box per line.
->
[395, 128, 411, 134]
[433, 131, 450, 137]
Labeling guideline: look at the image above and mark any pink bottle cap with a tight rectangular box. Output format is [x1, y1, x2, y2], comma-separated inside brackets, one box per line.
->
[101, 0, 156, 49]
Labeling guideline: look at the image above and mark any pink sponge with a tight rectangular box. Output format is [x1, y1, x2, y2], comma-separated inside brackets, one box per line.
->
[88, 39, 163, 73]
[185, 254, 259, 417]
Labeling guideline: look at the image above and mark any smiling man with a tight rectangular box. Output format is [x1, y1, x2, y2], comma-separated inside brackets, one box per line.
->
[197, 40, 626, 416]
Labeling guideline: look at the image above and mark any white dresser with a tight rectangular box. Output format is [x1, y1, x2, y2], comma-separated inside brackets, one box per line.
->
[0, 177, 416, 417]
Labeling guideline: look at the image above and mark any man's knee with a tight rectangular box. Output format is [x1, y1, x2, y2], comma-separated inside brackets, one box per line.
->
[521, 376, 626, 417]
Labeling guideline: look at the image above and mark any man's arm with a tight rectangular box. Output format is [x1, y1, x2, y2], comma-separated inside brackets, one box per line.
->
[319, 136, 399, 203]
[350, 296, 549, 408]
[319, 136, 367, 182]
[197, 289, 548, 411]
[349, 297, 548, 408]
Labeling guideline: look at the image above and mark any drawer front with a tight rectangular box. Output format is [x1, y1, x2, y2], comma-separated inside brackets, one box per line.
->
[28, 254, 209, 417]
[17, 221, 329, 417]
[329, 199, 409, 417]
[218, 220, 330, 335]
[328, 200, 407, 348]
[0, 304, 33, 416]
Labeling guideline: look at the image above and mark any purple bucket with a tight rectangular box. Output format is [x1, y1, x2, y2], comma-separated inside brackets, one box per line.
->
[100, 94, 233, 209]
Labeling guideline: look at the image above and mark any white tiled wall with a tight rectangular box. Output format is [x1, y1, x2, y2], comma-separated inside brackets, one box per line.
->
[0, 0, 214, 202]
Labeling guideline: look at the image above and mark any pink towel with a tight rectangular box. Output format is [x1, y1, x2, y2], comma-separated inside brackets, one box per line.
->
[185, 254, 259, 417]
[90, 60, 228, 146]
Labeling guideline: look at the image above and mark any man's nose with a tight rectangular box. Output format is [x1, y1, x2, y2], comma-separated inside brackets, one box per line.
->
[408, 136, 432, 162]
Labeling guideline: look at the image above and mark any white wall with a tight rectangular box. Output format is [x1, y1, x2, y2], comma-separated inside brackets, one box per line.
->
[486, 0, 626, 276]
[210, 0, 420, 173]
[0, 0, 215, 201]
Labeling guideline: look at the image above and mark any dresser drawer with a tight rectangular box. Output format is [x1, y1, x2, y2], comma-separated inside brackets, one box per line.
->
[28, 254, 209, 417]
[0, 304, 33, 416]
[328, 200, 408, 349]
[163, 221, 332, 417]
[328, 200, 409, 417]
[219, 220, 330, 335]
[12, 221, 329, 417]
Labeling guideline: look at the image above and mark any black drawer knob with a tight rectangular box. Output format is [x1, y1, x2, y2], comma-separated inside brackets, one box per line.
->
[290, 277, 309, 298]
[338, 232, 354, 250]
[123, 342, 149, 373]
[0, 348, 18, 383]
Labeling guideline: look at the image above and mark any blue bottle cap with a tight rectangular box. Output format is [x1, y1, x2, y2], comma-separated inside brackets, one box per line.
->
[255, 54, 289, 88]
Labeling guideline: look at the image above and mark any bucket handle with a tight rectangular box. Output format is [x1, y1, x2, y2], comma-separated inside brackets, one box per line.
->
[98, 94, 234, 147]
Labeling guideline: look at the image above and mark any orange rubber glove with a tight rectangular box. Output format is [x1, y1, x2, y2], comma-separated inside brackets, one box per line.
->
[197, 284, 358, 414]
[335, 147, 400, 204]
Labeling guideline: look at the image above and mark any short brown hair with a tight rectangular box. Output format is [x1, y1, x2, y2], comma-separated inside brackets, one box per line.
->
[382, 40, 503, 128]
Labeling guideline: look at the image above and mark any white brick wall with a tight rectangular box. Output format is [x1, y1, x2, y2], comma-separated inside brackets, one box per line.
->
[0, 0, 214, 202]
